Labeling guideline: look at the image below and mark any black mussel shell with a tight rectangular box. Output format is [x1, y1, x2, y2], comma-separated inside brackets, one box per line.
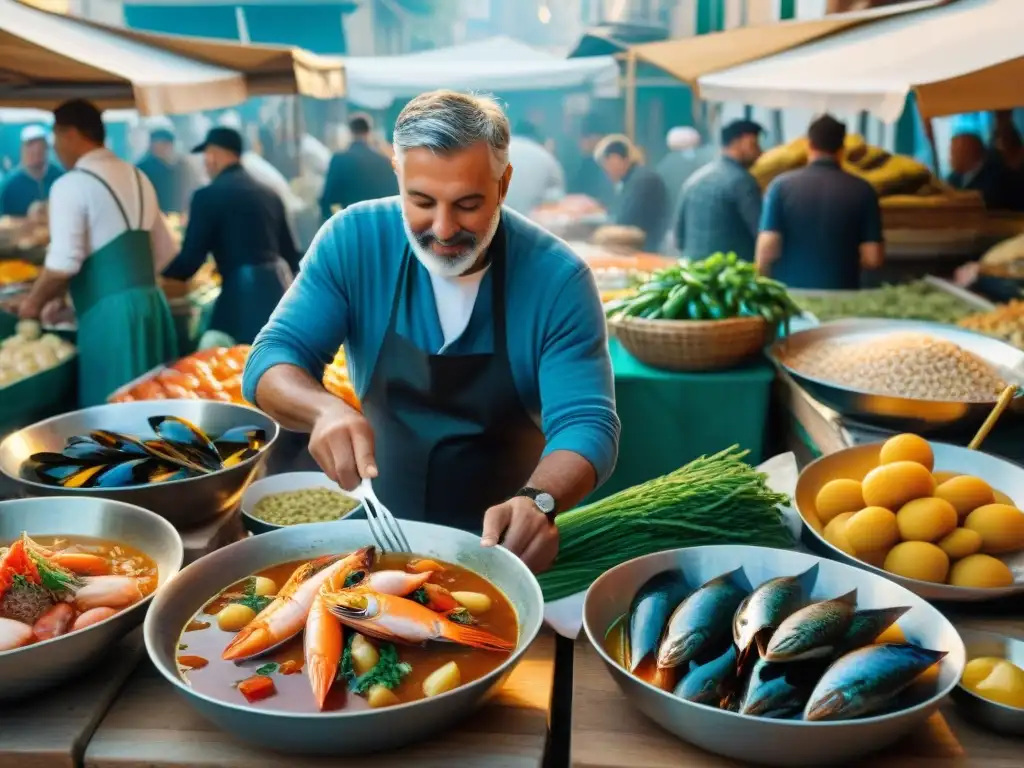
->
[219, 445, 261, 468]
[214, 426, 267, 457]
[147, 465, 199, 484]
[90, 458, 181, 488]
[142, 439, 214, 475]
[59, 464, 112, 489]
[61, 440, 138, 464]
[22, 459, 86, 485]
[147, 416, 222, 472]
[88, 430, 150, 457]
[27, 451, 91, 466]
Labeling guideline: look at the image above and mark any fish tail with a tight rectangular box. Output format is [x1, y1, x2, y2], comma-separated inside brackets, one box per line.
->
[834, 588, 858, 606]
[724, 566, 753, 593]
[796, 563, 820, 593]
[441, 622, 515, 652]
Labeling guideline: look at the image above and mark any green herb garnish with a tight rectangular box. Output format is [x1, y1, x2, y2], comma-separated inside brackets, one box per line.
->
[410, 587, 429, 606]
[339, 634, 411, 694]
[178, 643, 188, 651]
[344, 570, 365, 589]
[255, 662, 279, 676]
[231, 577, 273, 613]
[27, 550, 82, 594]
[448, 607, 476, 625]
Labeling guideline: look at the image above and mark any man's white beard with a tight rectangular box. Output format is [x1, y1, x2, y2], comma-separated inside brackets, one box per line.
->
[403, 207, 502, 278]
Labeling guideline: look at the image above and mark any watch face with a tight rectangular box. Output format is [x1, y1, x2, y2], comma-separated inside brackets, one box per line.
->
[534, 492, 556, 514]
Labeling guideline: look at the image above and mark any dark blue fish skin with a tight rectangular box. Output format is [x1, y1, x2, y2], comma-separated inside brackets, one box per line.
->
[627, 571, 689, 673]
[764, 589, 858, 663]
[804, 643, 948, 722]
[733, 564, 818, 661]
[739, 656, 826, 718]
[657, 568, 751, 669]
[836, 606, 911, 655]
[674, 644, 738, 705]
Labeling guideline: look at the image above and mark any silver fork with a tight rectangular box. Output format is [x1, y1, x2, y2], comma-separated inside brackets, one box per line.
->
[351, 478, 411, 553]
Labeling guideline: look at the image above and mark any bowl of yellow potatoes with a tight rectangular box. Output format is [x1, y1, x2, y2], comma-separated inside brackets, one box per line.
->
[795, 434, 1024, 601]
[952, 629, 1024, 735]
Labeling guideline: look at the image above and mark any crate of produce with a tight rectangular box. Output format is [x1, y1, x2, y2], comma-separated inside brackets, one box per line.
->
[606, 252, 800, 372]
[0, 320, 77, 433]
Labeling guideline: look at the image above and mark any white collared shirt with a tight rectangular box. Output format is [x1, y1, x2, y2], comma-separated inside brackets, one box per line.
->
[46, 148, 178, 276]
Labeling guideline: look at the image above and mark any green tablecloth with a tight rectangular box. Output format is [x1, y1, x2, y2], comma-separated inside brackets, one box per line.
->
[594, 339, 775, 500]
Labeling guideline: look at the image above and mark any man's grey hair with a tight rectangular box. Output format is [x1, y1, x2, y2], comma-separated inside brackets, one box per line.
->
[393, 90, 510, 179]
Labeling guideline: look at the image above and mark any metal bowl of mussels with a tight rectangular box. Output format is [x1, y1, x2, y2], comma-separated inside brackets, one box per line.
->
[0, 400, 279, 527]
[582, 545, 965, 767]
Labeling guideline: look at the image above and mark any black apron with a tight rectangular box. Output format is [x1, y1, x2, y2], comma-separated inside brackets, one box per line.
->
[360, 224, 546, 533]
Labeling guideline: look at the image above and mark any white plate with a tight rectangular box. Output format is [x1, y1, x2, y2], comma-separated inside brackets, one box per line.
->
[241, 471, 361, 528]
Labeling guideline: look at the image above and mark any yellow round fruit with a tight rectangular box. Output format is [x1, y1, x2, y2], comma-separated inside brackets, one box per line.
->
[862, 461, 936, 511]
[935, 476, 995, 519]
[933, 470, 961, 485]
[857, 548, 891, 568]
[845, 506, 900, 554]
[815, 479, 865, 525]
[883, 541, 950, 583]
[874, 624, 906, 644]
[938, 527, 983, 560]
[974, 660, 1024, 708]
[879, 433, 934, 471]
[896, 497, 959, 543]
[823, 512, 855, 555]
[948, 554, 1015, 589]
[963, 657, 1003, 689]
[993, 489, 1017, 506]
[963, 504, 1024, 554]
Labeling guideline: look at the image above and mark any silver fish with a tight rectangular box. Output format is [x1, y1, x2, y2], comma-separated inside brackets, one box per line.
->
[674, 644, 738, 706]
[804, 643, 947, 722]
[764, 590, 858, 663]
[836, 606, 911, 655]
[738, 656, 827, 718]
[733, 564, 818, 662]
[628, 570, 690, 673]
[656, 568, 750, 670]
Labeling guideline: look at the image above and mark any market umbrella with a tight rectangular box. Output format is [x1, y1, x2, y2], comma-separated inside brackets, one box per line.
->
[0, 0, 345, 115]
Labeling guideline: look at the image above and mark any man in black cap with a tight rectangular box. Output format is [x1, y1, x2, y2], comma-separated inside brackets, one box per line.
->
[162, 126, 301, 344]
[673, 119, 764, 262]
[136, 126, 195, 214]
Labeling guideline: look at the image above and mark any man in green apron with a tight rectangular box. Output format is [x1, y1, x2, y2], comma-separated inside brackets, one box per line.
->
[17, 99, 178, 407]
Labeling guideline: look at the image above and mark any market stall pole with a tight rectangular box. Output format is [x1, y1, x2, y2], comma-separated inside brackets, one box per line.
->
[0, 630, 145, 768]
[81, 631, 556, 768]
[570, 614, 1024, 767]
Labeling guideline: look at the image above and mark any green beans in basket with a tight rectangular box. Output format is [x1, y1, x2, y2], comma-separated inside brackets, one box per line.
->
[605, 252, 802, 329]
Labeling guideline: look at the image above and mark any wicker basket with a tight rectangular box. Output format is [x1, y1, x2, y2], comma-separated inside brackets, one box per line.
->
[611, 315, 769, 372]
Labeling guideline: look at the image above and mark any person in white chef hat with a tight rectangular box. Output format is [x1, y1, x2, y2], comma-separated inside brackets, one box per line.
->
[0, 124, 64, 216]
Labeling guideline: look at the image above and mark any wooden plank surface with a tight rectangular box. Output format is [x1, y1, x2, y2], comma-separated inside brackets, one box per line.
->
[84, 629, 556, 768]
[0, 629, 145, 768]
[572, 617, 1024, 768]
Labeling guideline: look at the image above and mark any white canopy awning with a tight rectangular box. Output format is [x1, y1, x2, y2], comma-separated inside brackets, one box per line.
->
[698, 0, 1022, 123]
[338, 37, 619, 109]
[0, 0, 345, 115]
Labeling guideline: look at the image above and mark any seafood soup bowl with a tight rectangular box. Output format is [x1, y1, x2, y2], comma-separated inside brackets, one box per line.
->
[0, 497, 184, 701]
[0, 400, 280, 527]
[795, 442, 1024, 602]
[143, 519, 544, 755]
[583, 545, 966, 767]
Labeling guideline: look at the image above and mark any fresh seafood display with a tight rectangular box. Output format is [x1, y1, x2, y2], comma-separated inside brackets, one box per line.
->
[605, 566, 946, 722]
[810, 433, 1024, 588]
[178, 547, 517, 712]
[0, 533, 157, 650]
[0, 320, 75, 389]
[21, 416, 267, 489]
[110, 346, 249, 404]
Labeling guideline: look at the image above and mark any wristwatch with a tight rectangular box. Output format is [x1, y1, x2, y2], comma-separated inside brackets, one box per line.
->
[515, 487, 557, 523]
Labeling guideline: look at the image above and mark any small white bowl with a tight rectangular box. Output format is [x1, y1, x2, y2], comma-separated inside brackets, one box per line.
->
[240, 471, 361, 533]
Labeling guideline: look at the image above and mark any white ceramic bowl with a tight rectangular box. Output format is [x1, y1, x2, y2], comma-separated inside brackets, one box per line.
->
[795, 442, 1024, 601]
[583, 545, 966, 767]
[240, 471, 361, 534]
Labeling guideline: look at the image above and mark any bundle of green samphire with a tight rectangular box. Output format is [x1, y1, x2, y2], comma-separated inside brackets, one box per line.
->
[538, 446, 793, 602]
[605, 252, 801, 328]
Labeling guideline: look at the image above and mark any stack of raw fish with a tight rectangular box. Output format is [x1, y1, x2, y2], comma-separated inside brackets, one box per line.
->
[614, 564, 947, 721]
[110, 346, 248, 403]
[21, 415, 266, 489]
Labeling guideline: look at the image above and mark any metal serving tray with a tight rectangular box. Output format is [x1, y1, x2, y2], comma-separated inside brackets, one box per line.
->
[769, 318, 1024, 432]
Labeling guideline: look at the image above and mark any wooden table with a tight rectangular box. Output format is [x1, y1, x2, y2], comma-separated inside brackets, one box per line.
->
[571, 617, 1024, 768]
[83, 630, 557, 768]
[0, 629, 145, 768]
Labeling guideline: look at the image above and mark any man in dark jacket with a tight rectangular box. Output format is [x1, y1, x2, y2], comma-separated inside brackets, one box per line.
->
[319, 114, 398, 221]
[948, 132, 1021, 211]
[567, 113, 615, 209]
[163, 127, 300, 344]
[596, 135, 670, 252]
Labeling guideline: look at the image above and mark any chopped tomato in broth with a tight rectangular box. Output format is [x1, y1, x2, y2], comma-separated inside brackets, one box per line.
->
[177, 552, 518, 713]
